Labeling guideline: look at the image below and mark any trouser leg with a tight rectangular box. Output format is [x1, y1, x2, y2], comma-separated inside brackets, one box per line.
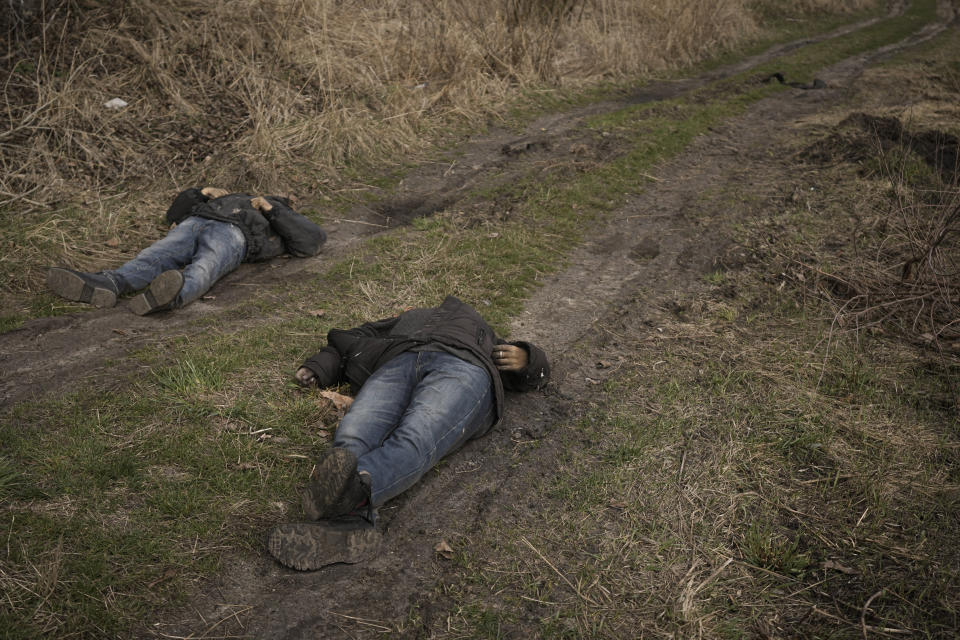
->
[333, 353, 419, 459]
[106, 217, 202, 293]
[174, 221, 246, 307]
[336, 351, 494, 507]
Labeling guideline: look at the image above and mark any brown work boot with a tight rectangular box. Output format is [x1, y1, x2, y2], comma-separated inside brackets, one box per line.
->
[267, 517, 380, 571]
[129, 270, 183, 315]
[46, 267, 119, 308]
[300, 448, 371, 521]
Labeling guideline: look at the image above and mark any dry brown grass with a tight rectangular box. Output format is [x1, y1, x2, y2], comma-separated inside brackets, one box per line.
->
[2, 0, 757, 205]
[790, 121, 960, 354]
[0, 0, 879, 301]
[776, 28, 960, 360]
[785, 0, 878, 11]
[440, 302, 959, 636]
[824, 188, 960, 348]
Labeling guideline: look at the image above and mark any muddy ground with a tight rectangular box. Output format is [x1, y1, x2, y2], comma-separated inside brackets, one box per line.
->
[0, 5, 905, 408]
[1, 3, 957, 638]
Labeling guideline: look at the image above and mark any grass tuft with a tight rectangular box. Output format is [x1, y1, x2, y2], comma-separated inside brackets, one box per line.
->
[0, 0, 884, 311]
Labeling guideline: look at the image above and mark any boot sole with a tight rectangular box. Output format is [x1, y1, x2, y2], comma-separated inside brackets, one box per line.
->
[301, 448, 357, 521]
[129, 270, 183, 315]
[46, 268, 117, 308]
[267, 521, 380, 571]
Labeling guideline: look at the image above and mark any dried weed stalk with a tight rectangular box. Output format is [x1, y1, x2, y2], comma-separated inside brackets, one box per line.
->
[0, 0, 765, 209]
[808, 185, 959, 353]
[0, 0, 878, 298]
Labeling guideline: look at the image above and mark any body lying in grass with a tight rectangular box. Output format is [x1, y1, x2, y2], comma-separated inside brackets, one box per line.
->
[46, 186, 327, 315]
[268, 295, 551, 570]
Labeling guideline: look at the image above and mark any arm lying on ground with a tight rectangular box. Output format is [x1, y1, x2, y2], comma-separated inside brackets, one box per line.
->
[296, 346, 341, 388]
[495, 340, 550, 391]
[295, 315, 400, 388]
[165, 187, 207, 224]
[253, 196, 328, 257]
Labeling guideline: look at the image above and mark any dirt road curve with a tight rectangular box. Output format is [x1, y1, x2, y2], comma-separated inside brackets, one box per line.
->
[0, 2, 924, 410]
[2, 2, 955, 637]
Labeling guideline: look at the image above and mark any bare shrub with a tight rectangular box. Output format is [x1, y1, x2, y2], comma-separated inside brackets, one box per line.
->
[843, 188, 960, 347]
[803, 156, 960, 352]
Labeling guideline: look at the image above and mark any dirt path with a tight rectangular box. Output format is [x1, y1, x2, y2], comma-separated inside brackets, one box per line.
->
[1, 2, 955, 637]
[0, 5, 913, 410]
[123, 4, 957, 638]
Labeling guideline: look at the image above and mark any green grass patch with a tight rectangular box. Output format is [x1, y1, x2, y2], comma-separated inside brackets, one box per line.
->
[693, 2, 887, 76]
[734, 0, 937, 87]
[423, 280, 958, 636]
[0, 314, 25, 333]
[0, 2, 951, 636]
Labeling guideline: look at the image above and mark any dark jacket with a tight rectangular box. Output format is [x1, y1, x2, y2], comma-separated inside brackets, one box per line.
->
[165, 188, 327, 262]
[301, 296, 550, 430]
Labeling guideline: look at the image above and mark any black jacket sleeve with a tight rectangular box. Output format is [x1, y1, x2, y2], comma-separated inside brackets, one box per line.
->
[497, 339, 550, 391]
[165, 188, 209, 225]
[263, 197, 327, 257]
[301, 346, 343, 388]
[299, 315, 400, 388]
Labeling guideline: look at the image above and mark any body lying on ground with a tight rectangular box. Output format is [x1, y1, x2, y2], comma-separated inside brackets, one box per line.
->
[47, 186, 327, 315]
[268, 295, 551, 570]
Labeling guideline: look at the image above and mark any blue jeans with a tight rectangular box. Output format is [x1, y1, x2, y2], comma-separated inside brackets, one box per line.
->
[334, 351, 495, 507]
[104, 216, 246, 308]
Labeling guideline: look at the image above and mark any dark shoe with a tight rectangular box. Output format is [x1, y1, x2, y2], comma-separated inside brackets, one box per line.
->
[301, 448, 370, 521]
[129, 270, 183, 315]
[46, 267, 118, 308]
[328, 470, 372, 519]
[267, 518, 380, 571]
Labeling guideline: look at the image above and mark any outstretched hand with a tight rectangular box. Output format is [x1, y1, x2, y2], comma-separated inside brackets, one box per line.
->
[493, 344, 528, 372]
[201, 186, 229, 199]
[295, 367, 317, 386]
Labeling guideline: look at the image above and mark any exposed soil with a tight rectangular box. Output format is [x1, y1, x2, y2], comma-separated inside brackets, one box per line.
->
[1, 3, 957, 638]
[0, 6, 908, 409]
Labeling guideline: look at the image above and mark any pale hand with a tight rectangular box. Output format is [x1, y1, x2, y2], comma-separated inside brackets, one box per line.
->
[251, 196, 273, 212]
[295, 367, 317, 386]
[492, 344, 527, 371]
[201, 187, 229, 198]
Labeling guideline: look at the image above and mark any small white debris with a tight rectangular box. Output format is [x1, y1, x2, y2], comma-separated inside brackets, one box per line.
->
[104, 97, 128, 110]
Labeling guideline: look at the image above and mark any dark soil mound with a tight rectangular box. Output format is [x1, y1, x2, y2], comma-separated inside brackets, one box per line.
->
[801, 112, 960, 182]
